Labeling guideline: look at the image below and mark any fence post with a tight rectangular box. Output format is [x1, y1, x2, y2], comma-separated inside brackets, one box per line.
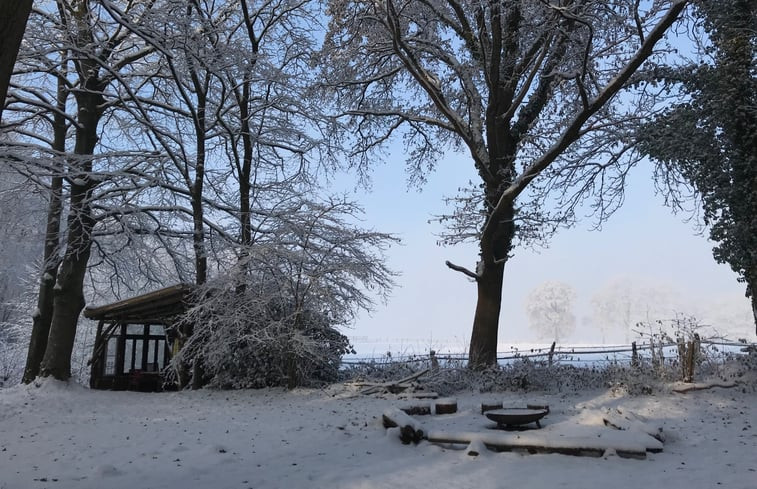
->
[631, 341, 639, 368]
[429, 350, 439, 371]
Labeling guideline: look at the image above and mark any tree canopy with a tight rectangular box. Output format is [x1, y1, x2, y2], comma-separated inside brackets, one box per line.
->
[320, 0, 690, 365]
[638, 0, 757, 333]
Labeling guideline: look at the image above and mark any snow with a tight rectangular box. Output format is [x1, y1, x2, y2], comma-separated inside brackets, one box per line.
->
[1, 378, 756, 489]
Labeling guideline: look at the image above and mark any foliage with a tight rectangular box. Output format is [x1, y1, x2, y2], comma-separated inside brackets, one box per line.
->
[637, 0, 757, 331]
[173, 198, 396, 389]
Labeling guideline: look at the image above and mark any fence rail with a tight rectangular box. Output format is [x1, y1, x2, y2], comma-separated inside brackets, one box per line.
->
[341, 339, 755, 367]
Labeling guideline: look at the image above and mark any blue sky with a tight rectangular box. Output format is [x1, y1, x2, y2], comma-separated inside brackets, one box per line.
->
[332, 146, 753, 355]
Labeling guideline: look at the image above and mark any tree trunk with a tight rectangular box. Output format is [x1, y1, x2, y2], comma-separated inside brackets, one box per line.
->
[39, 216, 93, 380]
[23, 61, 68, 383]
[22, 175, 63, 382]
[748, 273, 757, 335]
[468, 261, 505, 367]
[39, 82, 101, 381]
[0, 0, 33, 124]
[467, 192, 515, 368]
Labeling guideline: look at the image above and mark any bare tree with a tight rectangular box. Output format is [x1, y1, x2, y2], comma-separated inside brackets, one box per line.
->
[525, 281, 576, 343]
[320, 0, 690, 366]
[590, 276, 676, 344]
[1, 1, 160, 381]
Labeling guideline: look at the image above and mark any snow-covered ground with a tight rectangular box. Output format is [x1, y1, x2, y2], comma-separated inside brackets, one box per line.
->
[1, 377, 756, 489]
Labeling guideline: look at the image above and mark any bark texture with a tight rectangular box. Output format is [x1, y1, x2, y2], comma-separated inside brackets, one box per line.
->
[39, 71, 103, 380]
[23, 65, 68, 383]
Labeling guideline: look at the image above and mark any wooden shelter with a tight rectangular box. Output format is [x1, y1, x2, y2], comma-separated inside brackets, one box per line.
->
[84, 284, 194, 391]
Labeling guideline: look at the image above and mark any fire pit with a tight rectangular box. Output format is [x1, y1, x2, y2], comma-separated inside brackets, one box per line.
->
[485, 407, 549, 429]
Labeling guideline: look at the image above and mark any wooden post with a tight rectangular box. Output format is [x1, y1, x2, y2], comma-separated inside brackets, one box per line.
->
[429, 350, 439, 371]
[631, 341, 639, 368]
[89, 320, 105, 388]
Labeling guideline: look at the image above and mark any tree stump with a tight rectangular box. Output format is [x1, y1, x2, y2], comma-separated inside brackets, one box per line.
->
[435, 398, 457, 415]
[481, 401, 503, 414]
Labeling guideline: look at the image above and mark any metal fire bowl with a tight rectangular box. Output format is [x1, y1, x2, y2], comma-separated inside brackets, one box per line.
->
[485, 408, 549, 428]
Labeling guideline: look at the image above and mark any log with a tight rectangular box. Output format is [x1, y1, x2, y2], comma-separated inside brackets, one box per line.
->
[400, 403, 432, 416]
[399, 391, 439, 400]
[435, 398, 457, 415]
[602, 408, 664, 442]
[466, 439, 486, 457]
[526, 404, 550, 413]
[672, 381, 738, 393]
[382, 408, 426, 444]
[481, 401, 503, 414]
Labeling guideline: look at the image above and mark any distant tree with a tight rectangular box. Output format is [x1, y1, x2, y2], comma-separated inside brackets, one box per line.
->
[637, 0, 757, 334]
[525, 281, 576, 343]
[320, 0, 691, 366]
[590, 277, 676, 343]
[0, 0, 33, 123]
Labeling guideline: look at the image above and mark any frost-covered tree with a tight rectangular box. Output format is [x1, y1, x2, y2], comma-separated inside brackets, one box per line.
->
[3, 1, 163, 381]
[525, 281, 576, 343]
[320, 0, 690, 366]
[175, 199, 396, 389]
[590, 277, 677, 343]
[637, 0, 757, 334]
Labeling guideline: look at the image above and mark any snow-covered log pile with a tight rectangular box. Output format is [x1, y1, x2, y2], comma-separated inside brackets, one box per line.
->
[382, 400, 665, 459]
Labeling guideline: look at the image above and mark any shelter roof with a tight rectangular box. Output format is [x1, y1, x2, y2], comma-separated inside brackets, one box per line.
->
[83, 284, 195, 323]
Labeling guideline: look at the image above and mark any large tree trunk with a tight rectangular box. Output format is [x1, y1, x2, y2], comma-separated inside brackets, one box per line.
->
[38, 203, 94, 380]
[468, 262, 505, 367]
[23, 61, 68, 383]
[0, 0, 33, 123]
[468, 197, 516, 368]
[39, 83, 101, 381]
[22, 175, 63, 382]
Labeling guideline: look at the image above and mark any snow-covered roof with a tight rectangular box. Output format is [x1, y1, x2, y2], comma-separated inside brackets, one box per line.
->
[83, 284, 195, 323]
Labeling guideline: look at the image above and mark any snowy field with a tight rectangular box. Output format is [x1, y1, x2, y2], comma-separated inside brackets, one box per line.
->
[1, 373, 756, 489]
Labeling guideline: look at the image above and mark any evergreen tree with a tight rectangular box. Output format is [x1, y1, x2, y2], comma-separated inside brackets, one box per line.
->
[638, 0, 757, 333]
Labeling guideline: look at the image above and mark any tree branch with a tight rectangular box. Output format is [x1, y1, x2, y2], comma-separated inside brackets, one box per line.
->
[445, 260, 479, 280]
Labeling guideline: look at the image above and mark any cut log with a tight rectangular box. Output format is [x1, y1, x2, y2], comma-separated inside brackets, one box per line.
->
[526, 404, 550, 413]
[435, 398, 458, 415]
[481, 401, 503, 414]
[602, 408, 664, 442]
[672, 381, 738, 393]
[399, 391, 439, 400]
[400, 403, 432, 416]
[466, 439, 486, 457]
[382, 408, 426, 444]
